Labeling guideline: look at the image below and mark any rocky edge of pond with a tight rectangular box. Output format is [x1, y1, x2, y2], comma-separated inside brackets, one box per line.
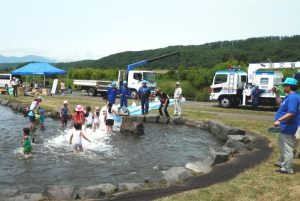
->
[0, 99, 253, 201]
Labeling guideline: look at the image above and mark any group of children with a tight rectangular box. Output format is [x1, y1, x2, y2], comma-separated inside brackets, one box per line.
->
[22, 100, 119, 156]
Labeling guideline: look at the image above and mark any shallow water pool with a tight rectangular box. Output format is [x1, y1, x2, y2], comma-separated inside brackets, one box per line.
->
[0, 105, 221, 193]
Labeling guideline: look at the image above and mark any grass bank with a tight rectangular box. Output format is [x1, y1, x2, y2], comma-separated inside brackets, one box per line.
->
[1, 93, 300, 201]
[157, 110, 300, 201]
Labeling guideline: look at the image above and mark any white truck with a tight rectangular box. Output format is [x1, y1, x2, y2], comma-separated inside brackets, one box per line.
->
[210, 62, 300, 107]
[74, 70, 156, 98]
[74, 52, 179, 98]
[0, 74, 12, 89]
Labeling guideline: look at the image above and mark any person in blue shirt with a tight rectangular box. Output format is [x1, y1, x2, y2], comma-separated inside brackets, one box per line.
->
[107, 81, 118, 105]
[119, 80, 131, 108]
[273, 77, 300, 174]
[137, 80, 151, 115]
[251, 84, 264, 110]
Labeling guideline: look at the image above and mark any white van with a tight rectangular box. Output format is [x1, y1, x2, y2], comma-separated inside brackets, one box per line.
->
[0, 74, 12, 89]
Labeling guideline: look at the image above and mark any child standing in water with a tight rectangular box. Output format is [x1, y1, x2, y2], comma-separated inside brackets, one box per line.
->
[22, 128, 32, 156]
[69, 123, 91, 152]
[105, 103, 118, 134]
[39, 108, 46, 130]
[71, 105, 85, 127]
[93, 106, 101, 132]
[60, 101, 69, 128]
[85, 106, 93, 130]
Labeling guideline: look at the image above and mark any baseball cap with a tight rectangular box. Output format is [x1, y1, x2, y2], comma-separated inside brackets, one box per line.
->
[283, 77, 297, 86]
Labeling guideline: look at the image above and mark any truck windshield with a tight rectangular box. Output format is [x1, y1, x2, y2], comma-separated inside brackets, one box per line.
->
[214, 74, 228, 84]
[143, 72, 155, 82]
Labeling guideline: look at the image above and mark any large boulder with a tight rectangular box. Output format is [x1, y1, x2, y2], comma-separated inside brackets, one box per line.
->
[51, 109, 61, 119]
[158, 116, 169, 124]
[10, 102, 19, 111]
[171, 117, 185, 125]
[46, 185, 76, 200]
[1, 100, 9, 106]
[209, 150, 231, 165]
[162, 167, 193, 186]
[225, 138, 252, 153]
[208, 121, 230, 142]
[118, 183, 144, 192]
[185, 119, 202, 127]
[228, 127, 246, 135]
[120, 116, 144, 135]
[185, 161, 212, 174]
[144, 114, 159, 123]
[78, 183, 117, 199]
[228, 135, 250, 143]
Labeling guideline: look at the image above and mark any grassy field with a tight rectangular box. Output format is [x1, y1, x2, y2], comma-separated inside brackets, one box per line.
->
[1, 93, 300, 201]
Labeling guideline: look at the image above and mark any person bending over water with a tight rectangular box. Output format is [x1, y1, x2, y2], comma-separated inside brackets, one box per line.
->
[69, 123, 91, 152]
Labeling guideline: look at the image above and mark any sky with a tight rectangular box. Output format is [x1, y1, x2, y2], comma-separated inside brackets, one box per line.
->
[0, 0, 299, 62]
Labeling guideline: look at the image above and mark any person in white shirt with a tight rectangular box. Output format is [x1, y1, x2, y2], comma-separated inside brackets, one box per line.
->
[11, 77, 19, 97]
[174, 82, 182, 116]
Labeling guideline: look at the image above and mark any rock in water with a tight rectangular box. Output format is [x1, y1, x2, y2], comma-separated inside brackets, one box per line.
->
[120, 116, 145, 135]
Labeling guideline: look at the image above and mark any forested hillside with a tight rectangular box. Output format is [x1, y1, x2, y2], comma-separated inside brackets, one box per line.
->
[55, 35, 300, 70]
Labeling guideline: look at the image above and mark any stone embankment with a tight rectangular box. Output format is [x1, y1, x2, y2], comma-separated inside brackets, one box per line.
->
[0, 99, 253, 201]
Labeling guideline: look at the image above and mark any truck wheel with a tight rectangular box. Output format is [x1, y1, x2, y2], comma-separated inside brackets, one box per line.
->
[219, 97, 232, 108]
[130, 90, 137, 99]
[87, 88, 96, 96]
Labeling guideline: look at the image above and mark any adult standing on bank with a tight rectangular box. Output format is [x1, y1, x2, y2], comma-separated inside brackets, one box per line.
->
[273, 77, 300, 174]
[107, 81, 118, 105]
[119, 80, 131, 108]
[11, 77, 19, 97]
[60, 81, 66, 96]
[174, 82, 182, 116]
[137, 80, 151, 115]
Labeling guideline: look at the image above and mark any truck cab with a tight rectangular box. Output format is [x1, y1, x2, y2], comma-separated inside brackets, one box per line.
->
[119, 70, 156, 98]
[210, 69, 247, 107]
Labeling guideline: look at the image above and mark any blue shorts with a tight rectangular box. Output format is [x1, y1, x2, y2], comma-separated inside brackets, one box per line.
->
[29, 116, 35, 123]
[40, 116, 45, 123]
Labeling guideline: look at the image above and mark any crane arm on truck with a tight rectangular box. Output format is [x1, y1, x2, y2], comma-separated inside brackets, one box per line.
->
[127, 51, 180, 71]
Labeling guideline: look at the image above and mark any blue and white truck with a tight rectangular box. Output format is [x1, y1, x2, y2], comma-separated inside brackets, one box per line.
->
[210, 62, 300, 107]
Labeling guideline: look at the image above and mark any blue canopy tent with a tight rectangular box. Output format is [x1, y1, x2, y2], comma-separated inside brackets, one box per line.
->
[11, 62, 66, 88]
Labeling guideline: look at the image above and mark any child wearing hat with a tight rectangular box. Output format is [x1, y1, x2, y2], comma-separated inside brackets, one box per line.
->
[60, 100, 69, 128]
[71, 105, 85, 127]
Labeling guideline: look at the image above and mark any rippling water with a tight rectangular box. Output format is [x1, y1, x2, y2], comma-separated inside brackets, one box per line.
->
[0, 105, 221, 193]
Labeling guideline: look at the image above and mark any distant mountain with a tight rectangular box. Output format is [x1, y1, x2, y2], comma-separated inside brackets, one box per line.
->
[0, 55, 54, 64]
